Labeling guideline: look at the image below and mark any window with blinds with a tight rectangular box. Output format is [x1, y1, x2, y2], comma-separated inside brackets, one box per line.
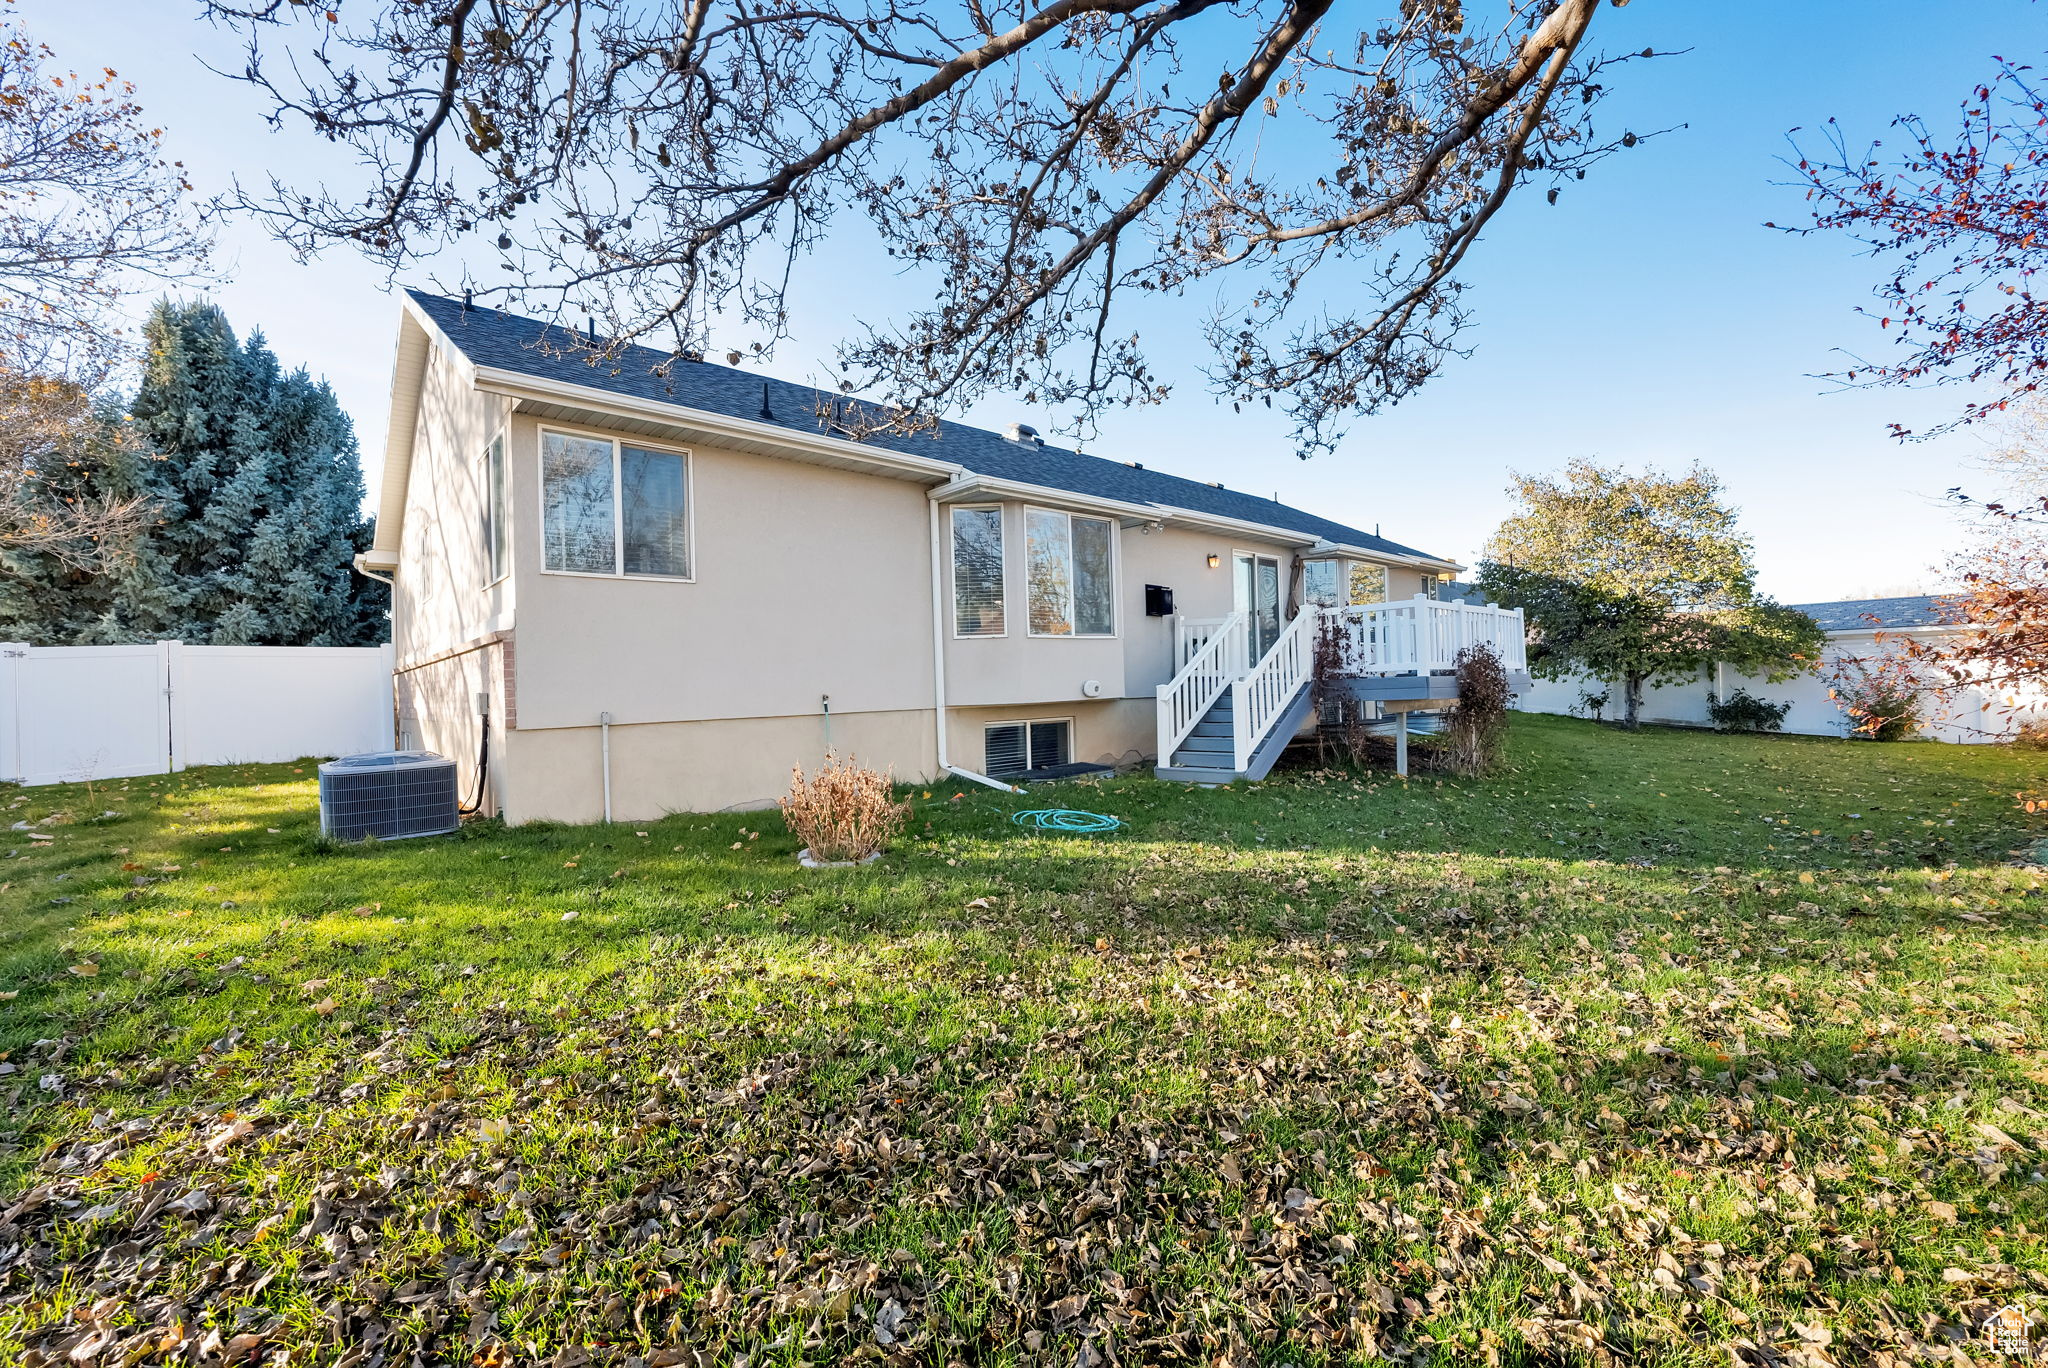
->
[984, 719, 1071, 777]
[540, 428, 690, 579]
[952, 507, 1005, 635]
[1025, 508, 1114, 636]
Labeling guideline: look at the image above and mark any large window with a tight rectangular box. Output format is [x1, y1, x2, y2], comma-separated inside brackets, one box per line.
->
[985, 719, 1070, 778]
[481, 433, 508, 585]
[1349, 561, 1388, 606]
[952, 507, 1005, 636]
[1025, 508, 1114, 636]
[541, 429, 690, 578]
[1304, 559, 1342, 606]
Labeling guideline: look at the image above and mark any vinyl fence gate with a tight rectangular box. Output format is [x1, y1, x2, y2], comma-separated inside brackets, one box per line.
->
[0, 641, 395, 786]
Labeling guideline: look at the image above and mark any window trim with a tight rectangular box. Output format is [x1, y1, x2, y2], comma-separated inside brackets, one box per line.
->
[1302, 556, 1343, 608]
[480, 427, 510, 591]
[1023, 504, 1118, 639]
[983, 715, 1076, 778]
[949, 504, 1008, 640]
[1348, 558, 1390, 607]
[536, 423, 696, 583]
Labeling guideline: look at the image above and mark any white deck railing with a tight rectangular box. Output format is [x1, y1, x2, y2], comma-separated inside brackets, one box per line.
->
[1156, 610, 1249, 762]
[1172, 614, 1236, 673]
[1231, 606, 1317, 770]
[1154, 597, 1529, 772]
[1326, 596, 1527, 674]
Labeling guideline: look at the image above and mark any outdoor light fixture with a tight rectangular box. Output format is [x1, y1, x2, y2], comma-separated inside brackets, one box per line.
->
[1206, 553, 1220, 568]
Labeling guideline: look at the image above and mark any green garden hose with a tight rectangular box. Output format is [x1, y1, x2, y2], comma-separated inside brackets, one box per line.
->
[1010, 808, 1123, 834]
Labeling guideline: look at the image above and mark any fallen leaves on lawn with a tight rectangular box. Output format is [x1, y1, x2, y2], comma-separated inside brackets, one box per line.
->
[4, 917, 2043, 1368]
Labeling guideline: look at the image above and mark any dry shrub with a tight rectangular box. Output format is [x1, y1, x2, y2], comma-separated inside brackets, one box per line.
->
[779, 752, 909, 863]
[1442, 643, 1511, 776]
[1826, 657, 1927, 741]
[1311, 610, 1377, 766]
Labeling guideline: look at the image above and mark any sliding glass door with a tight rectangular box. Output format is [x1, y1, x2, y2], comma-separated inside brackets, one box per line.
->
[1233, 553, 1283, 666]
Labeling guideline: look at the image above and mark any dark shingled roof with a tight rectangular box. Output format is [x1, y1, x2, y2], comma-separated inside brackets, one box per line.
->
[409, 291, 1448, 564]
[1784, 594, 1960, 632]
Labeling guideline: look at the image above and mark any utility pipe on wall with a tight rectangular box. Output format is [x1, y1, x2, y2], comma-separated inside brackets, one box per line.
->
[599, 711, 613, 823]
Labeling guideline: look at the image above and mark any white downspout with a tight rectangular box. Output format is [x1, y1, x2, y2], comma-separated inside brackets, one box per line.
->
[928, 496, 1022, 794]
[599, 711, 613, 823]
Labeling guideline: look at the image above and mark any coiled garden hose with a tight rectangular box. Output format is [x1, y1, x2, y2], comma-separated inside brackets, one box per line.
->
[1010, 808, 1123, 834]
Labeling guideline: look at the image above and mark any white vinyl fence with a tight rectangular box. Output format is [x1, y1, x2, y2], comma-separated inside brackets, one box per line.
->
[0, 641, 394, 785]
[1513, 630, 2048, 744]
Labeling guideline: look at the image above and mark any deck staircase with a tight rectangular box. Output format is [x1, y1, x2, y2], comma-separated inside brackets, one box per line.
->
[1156, 683, 1316, 784]
[1153, 606, 1319, 785]
[1152, 595, 1529, 784]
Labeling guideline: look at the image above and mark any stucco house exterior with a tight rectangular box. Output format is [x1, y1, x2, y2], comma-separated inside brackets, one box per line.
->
[360, 292, 1525, 822]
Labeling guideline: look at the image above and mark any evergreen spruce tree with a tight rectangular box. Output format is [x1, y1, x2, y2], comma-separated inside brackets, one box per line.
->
[117, 300, 385, 645]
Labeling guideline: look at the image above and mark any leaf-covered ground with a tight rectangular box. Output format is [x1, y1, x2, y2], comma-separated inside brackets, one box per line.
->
[0, 715, 2045, 1367]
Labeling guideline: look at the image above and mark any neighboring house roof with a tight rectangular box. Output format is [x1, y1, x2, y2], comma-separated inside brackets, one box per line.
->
[401, 290, 1453, 567]
[1422, 584, 1958, 628]
[1785, 594, 1961, 632]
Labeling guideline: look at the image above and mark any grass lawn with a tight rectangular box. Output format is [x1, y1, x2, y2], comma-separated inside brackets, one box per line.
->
[1, 714, 2046, 1366]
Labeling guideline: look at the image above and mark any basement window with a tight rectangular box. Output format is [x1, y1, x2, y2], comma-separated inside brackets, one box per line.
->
[984, 719, 1071, 778]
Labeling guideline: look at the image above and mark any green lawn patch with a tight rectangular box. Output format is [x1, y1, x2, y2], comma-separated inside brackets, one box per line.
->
[0, 715, 2044, 1366]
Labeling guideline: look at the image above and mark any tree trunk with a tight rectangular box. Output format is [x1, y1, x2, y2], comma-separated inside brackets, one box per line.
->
[1623, 675, 1644, 730]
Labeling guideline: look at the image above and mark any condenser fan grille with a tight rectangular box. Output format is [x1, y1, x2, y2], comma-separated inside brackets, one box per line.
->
[319, 751, 460, 841]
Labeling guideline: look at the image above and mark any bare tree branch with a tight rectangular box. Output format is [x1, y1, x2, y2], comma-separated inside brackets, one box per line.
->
[204, 0, 1648, 455]
[0, 13, 212, 376]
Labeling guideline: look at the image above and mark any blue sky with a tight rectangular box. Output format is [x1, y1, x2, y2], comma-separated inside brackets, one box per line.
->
[29, 1, 2039, 601]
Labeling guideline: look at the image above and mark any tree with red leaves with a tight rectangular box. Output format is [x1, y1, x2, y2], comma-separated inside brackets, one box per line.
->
[1794, 52, 2048, 751]
[1786, 56, 2047, 437]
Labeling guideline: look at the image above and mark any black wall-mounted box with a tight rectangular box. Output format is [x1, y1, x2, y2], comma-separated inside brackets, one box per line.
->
[1144, 584, 1175, 617]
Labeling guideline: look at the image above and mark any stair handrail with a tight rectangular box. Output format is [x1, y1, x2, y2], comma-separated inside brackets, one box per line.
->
[1156, 610, 1249, 762]
[1231, 605, 1320, 771]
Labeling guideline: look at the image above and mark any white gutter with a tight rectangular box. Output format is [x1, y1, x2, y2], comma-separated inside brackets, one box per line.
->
[931, 471, 1164, 524]
[926, 494, 1023, 795]
[352, 553, 395, 585]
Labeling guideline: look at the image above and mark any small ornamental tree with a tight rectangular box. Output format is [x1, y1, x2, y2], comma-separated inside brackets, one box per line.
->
[0, 371, 151, 641]
[1860, 492, 2048, 736]
[1477, 461, 1825, 728]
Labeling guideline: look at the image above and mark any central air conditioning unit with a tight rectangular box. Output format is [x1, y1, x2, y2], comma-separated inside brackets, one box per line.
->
[318, 751, 461, 841]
